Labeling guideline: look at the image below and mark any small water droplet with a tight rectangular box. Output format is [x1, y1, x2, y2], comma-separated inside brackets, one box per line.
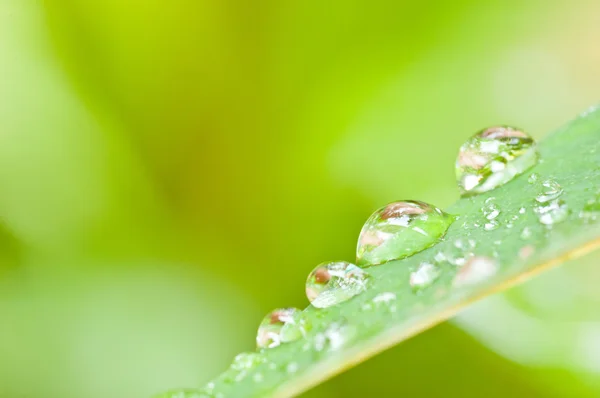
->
[356, 200, 454, 266]
[313, 321, 355, 352]
[225, 352, 266, 383]
[373, 291, 397, 303]
[231, 352, 265, 372]
[519, 245, 535, 260]
[256, 308, 303, 349]
[484, 220, 500, 231]
[410, 262, 441, 291]
[528, 173, 539, 184]
[580, 192, 600, 222]
[306, 261, 369, 308]
[286, 362, 299, 374]
[253, 373, 264, 383]
[482, 198, 500, 220]
[520, 226, 532, 239]
[519, 207, 526, 214]
[535, 179, 563, 203]
[535, 199, 569, 226]
[453, 256, 498, 287]
[456, 126, 538, 196]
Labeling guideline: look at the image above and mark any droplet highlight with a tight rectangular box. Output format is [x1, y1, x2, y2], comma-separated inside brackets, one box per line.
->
[456, 126, 538, 196]
[356, 200, 454, 266]
[306, 261, 369, 308]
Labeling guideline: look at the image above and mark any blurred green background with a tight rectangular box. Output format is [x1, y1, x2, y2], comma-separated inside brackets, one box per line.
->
[1, 0, 600, 397]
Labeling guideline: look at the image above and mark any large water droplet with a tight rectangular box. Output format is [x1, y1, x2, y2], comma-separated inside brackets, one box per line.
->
[356, 200, 454, 266]
[453, 256, 498, 287]
[256, 308, 303, 349]
[410, 262, 441, 291]
[306, 261, 369, 308]
[456, 126, 537, 196]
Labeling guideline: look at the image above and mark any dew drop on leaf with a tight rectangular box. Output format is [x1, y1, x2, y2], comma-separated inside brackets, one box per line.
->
[230, 352, 265, 372]
[535, 199, 569, 226]
[535, 179, 563, 203]
[409, 262, 441, 291]
[356, 200, 454, 266]
[482, 197, 500, 220]
[453, 256, 498, 287]
[306, 261, 369, 308]
[456, 126, 538, 196]
[256, 308, 303, 349]
[528, 172, 539, 184]
[520, 226, 532, 239]
[484, 220, 500, 231]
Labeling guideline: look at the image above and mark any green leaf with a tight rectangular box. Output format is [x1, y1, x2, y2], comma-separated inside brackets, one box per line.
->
[157, 105, 600, 398]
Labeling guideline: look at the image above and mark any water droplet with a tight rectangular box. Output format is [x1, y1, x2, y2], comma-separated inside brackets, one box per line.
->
[520, 226, 532, 239]
[363, 292, 398, 312]
[482, 198, 500, 220]
[535, 179, 563, 203]
[225, 352, 266, 383]
[256, 308, 303, 349]
[519, 245, 535, 260]
[312, 321, 355, 352]
[580, 192, 600, 222]
[231, 352, 265, 372]
[306, 261, 369, 308]
[253, 373, 264, 383]
[410, 262, 441, 291]
[519, 207, 526, 214]
[535, 199, 569, 226]
[356, 200, 454, 266]
[528, 173, 539, 184]
[374, 292, 397, 303]
[280, 311, 312, 344]
[286, 362, 299, 374]
[453, 256, 498, 287]
[484, 220, 500, 231]
[456, 126, 538, 196]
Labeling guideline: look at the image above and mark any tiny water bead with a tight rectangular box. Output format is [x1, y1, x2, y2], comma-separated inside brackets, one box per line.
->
[256, 308, 303, 349]
[482, 198, 500, 220]
[306, 261, 369, 308]
[535, 179, 563, 203]
[580, 193, 600, 222]
[535, 199, 569, 226]
[410, 262, 441, 291]
[453, 256, 498, 287]
[456, 126, 538, 196]
[356, 200, 454, 267]
[225, 352, 266, 383]
[230, 352, 265, 372]
[362, 292, 397, 312]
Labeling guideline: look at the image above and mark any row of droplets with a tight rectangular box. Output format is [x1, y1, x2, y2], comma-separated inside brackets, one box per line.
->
[254, 125, 540, 350]
[209, 125, 554, 388]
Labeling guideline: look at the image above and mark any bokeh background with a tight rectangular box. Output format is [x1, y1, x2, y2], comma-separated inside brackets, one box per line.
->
[1, 0, 600, 397]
